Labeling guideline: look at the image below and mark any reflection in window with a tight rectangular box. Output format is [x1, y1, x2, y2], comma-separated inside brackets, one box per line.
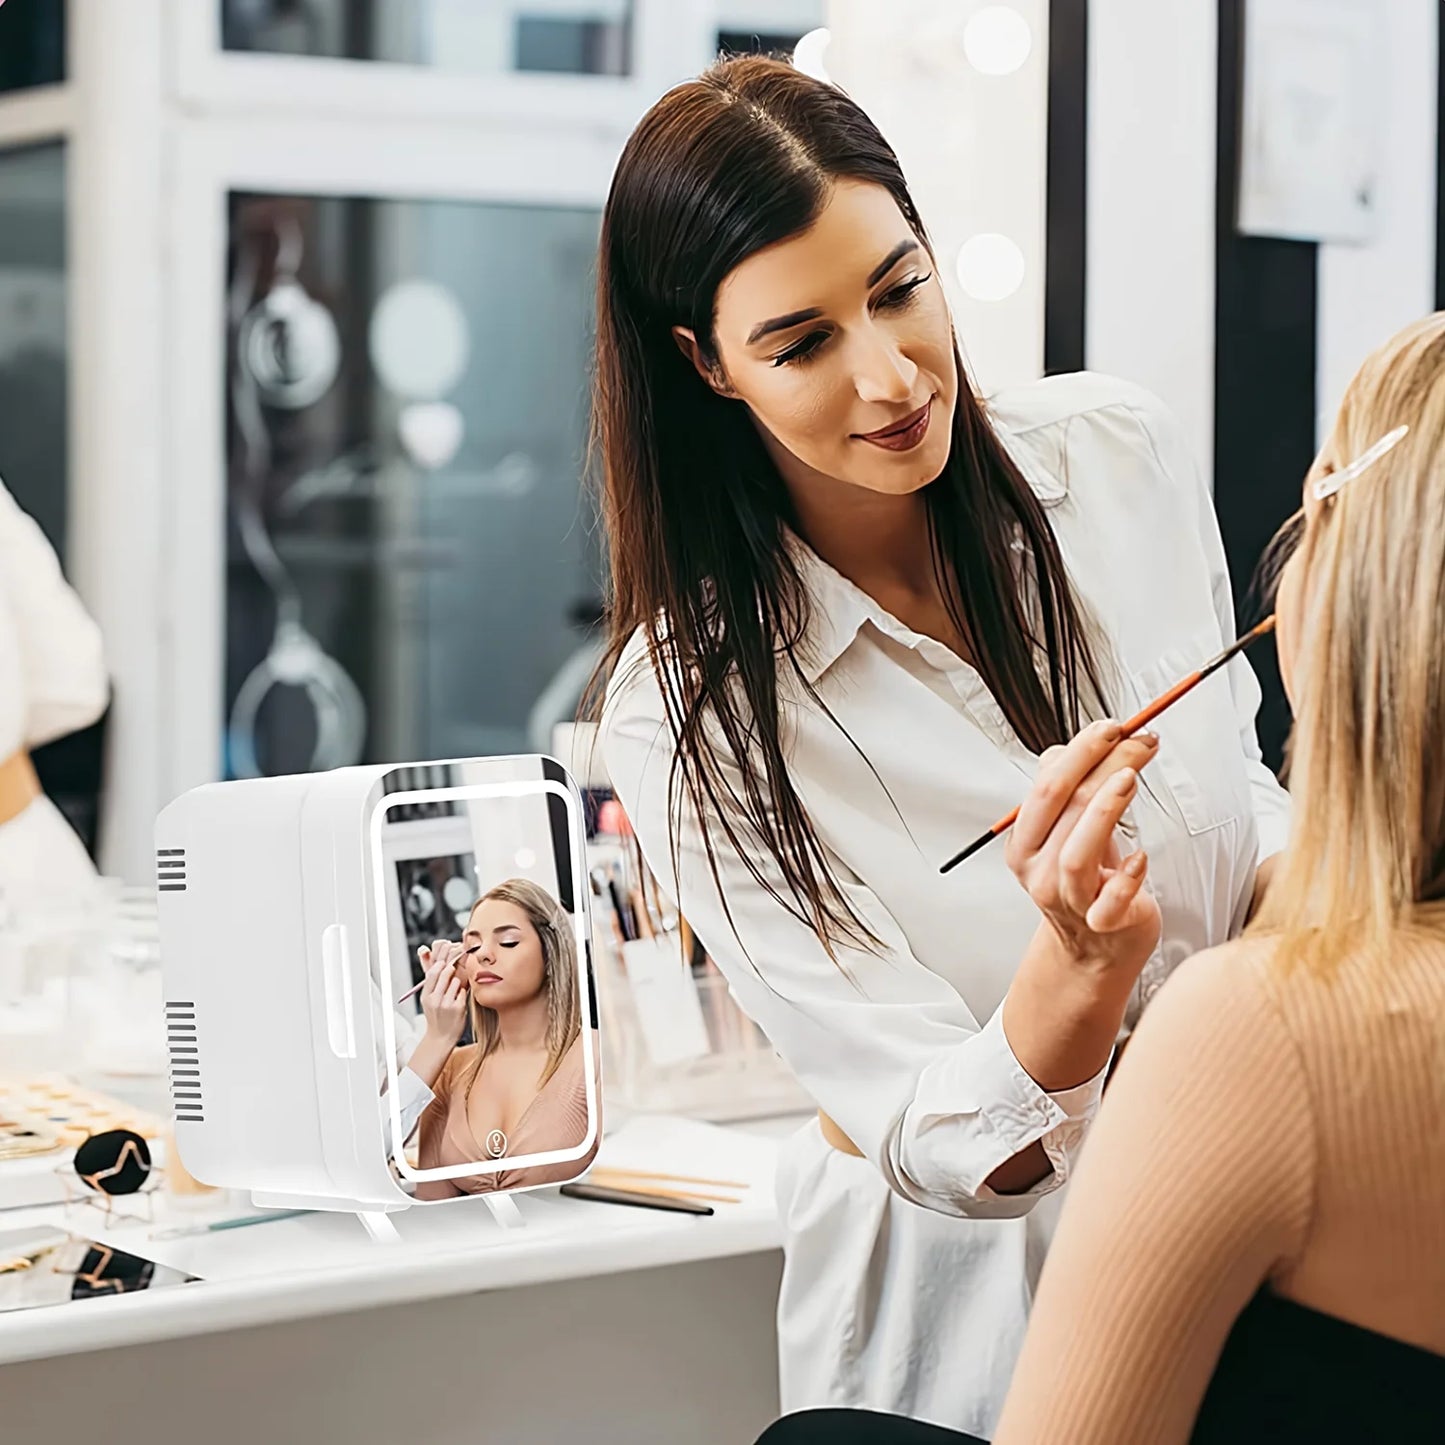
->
[0, 0, 66, 94]
[0, 143, 68, 560]
[224, 193, 604, 781]
[221, 0, 632, 77]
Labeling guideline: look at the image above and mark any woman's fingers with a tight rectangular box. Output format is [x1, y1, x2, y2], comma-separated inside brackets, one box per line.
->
[1085, 851, 1149, 933]
[1080, 735, 1158, 797]
[1056, 766, 1140, 915]
[421, 943, 459, 1002]
[1010, 720, 1123, 858]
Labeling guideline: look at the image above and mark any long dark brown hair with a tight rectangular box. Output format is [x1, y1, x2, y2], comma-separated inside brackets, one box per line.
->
[589, 56, 1108, 956]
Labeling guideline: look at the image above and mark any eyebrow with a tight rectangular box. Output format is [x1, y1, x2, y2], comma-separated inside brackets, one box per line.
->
[867, 238, 920, 286]
[747, 306, 823, 346]
[744, 239, 923, 346]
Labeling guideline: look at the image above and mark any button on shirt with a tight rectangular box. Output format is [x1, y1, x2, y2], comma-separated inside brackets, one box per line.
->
[599, 372, 1291, 1432]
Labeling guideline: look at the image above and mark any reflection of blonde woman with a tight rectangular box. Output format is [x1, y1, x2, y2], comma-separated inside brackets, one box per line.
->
[978, 316, 1445, 1440]
[406, 879, 599, 1198]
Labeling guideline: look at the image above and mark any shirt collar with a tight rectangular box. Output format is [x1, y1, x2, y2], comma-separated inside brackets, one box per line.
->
[788, 417, 1067, 686]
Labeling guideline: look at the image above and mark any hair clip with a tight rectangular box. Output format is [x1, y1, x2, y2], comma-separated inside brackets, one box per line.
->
[1312, 424, 1409, 503]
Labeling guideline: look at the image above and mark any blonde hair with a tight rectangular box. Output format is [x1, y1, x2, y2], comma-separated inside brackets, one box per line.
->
[1251, 312, 1445, 969]
[464, 878, 581, 1092]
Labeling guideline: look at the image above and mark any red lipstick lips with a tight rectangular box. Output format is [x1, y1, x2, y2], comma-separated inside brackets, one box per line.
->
[857, 398, 932, 452]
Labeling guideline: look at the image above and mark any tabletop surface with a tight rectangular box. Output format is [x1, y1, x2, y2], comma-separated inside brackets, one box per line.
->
[0, 1113, 796, 1367]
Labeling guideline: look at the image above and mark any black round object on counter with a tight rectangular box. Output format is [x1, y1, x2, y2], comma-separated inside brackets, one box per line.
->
[73, 1128, 153, 1195]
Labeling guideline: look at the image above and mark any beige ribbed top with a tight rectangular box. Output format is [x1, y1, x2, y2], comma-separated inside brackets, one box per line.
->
[994, 926, 1445, 1444]
[414, 1031, 600, 1199]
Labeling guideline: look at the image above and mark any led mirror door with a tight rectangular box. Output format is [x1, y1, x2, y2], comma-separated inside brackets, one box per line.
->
[370, 757, 600, 1200]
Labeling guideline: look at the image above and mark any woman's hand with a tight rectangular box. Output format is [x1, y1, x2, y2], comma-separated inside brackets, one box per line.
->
[418, 940, 469, 1047]
[1006, 719, 1163, 981]
[998, 719, 1163, 1108]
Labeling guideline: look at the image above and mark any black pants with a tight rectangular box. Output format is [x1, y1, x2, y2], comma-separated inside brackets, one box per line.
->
[756, 1410, 984, 1444]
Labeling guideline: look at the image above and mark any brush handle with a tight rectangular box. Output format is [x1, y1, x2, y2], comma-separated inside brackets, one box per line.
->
[394, 943, 480, 1005]
[939, 617, 1275, 874]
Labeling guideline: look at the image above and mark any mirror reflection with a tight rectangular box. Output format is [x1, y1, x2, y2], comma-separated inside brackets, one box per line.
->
[370, 763, 600, 1198]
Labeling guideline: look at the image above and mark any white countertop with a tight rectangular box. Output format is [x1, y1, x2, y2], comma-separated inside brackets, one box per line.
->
[0, 1113, 797, 1368]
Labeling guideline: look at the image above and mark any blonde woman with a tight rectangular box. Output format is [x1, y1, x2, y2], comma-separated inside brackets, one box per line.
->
[763, 316, 1445, 1445]
[405, 878, 599, 1197]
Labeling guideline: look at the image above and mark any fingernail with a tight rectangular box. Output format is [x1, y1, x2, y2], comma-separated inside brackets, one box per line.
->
[1100, 719, 1122, 740]
[1124, 852, 1146, 877]
[1136, 730, 1159, 746]
[1113, 768, 1137, 792]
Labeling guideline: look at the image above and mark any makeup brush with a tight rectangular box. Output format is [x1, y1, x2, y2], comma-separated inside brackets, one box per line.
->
[939, 616, 1276, 874]
[395, 944, 480, 1006]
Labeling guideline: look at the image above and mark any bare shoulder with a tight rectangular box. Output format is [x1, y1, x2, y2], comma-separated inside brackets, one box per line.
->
[439, 1043, 480, 1089]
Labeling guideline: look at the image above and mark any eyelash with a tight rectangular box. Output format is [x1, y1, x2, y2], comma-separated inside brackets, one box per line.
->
[771, 274, 932, 368]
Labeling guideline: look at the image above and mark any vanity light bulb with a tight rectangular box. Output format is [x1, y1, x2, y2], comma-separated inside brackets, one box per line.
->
[955, 234, 1027, 302]
[963, 5, 1033, 76]
[791, 28, 831, 83]
[514, 847, 538, 870]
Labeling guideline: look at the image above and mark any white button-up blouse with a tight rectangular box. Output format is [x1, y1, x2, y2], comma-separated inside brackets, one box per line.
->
[0, 476, 108, 910]
[0, 477, 107, 762]
[599, 372, 1290, 1427]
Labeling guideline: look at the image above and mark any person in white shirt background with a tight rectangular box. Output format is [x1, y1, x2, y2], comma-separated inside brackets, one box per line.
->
[593, 57, 1290, 1439]
[0, 473, 108, 924]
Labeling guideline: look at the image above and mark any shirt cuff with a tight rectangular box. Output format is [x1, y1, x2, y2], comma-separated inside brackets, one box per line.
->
[397, 1066, 435, 1110]
[973, 1006, 1109, 1201]
[902, 1004, 1109, 1207]
[1035, 1055, 1109, 1187]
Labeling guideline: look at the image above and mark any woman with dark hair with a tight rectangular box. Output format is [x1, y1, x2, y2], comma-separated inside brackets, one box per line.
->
[594, 56, 1288, 1434]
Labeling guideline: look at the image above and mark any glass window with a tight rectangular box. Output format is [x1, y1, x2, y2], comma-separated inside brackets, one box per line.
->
[716, 0, 824, 60]
[0, 0, 66, 94]
[220, 0, 633, 77]
[0, 142, 68, 561]
[224, 191, 604, 780]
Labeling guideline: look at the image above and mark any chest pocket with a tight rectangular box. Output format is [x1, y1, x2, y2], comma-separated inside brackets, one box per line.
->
[1128, 625, 1250, 836]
